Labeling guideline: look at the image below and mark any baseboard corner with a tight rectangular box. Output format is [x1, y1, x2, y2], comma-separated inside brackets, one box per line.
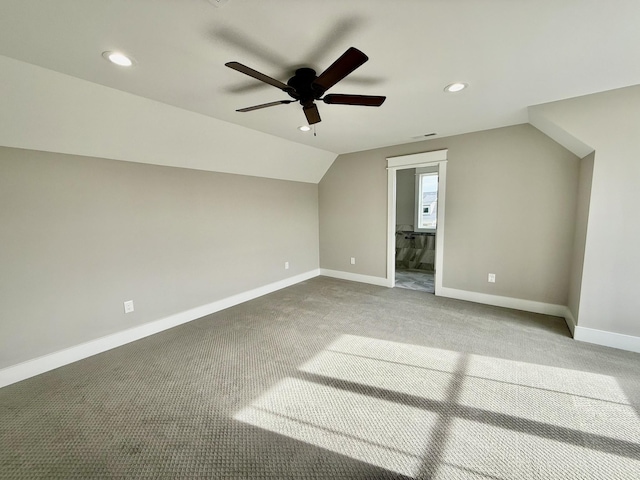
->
[563, 307, 577, 337]
[574, 326, 640, 354]
[319, 268, 392, 287]
[437, 286, 566, 318]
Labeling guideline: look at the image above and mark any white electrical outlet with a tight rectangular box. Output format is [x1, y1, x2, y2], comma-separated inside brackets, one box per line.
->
[285, 261, 289, 270]
[350, 257, 356, 265]
[124, 300, 134, 313]
[488, 273, 496, 283]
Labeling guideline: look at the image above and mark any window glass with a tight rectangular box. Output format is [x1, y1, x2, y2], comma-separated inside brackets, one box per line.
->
[418, 173, 438, 230]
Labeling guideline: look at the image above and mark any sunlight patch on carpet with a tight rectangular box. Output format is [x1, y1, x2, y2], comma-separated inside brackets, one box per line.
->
[235, 334, 640, 478]
[234, 377, 436, 477]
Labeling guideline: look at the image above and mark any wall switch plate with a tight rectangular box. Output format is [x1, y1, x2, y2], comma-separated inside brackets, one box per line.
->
[124, 300, 134, 313]
[350, 257, 356, 265]
[488, 273, 496, 283]
[285, 261, 289, 270]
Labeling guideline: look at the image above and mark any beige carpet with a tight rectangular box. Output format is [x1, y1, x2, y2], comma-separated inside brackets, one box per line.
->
[1, 276, 639, 478]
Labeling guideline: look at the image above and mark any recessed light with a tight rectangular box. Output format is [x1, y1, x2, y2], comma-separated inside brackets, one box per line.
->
[298, 125, 311, 132]
[444, 82, 468, 93]
[102, 51, 135, 67]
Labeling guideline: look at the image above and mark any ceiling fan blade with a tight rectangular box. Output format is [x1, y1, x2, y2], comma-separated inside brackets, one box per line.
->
[225, 62, 294, 93]
[323, 94, 386, 106]
[236, 100, 293, 112]
[313, 47, 368, 92]
[303, 104, 321, 124]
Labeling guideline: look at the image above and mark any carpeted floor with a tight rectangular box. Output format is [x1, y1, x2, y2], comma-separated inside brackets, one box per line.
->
[1, 276, 639, 479]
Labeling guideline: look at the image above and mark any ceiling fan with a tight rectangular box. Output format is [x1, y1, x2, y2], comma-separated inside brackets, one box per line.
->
[225, 47, 386, 125]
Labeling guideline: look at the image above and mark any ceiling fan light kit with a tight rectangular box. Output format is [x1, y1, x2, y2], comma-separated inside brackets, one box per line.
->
[225, 47, 386, 125]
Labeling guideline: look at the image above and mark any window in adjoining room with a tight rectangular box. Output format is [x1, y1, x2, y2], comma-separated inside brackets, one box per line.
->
[415, 170, 438, 232]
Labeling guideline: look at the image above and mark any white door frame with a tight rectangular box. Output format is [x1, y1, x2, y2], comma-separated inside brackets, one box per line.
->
[386, 149, 448, 293]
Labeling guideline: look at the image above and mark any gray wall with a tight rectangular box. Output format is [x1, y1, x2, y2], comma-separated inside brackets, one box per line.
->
[567, 152, 595, 322]
[395, 169, 415, 227]
[319, 124, 579, 305]
[0, 147, 319, 368]
[319, 146, 388, 277]
[530, 85, 640, 337]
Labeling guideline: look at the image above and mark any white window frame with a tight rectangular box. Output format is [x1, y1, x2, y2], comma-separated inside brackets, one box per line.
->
[414, 169, 438, 233]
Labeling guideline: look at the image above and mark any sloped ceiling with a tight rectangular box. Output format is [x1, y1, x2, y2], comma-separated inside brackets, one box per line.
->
[1, 0, 639, 158]
[0, 55, 337, 183]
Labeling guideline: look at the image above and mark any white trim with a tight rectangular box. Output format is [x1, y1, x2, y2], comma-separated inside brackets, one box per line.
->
[574, 326, 640, 353]
[434, 162, 447, 294]
[386, 150, 447, 293]
[0, 269, 320, 389]
[387, 149, 448, 168]
[387, 166, 397, 288]
[563, 307, 577, 337]
[438, 286, 567, 317]
[320, 269, 391, 287]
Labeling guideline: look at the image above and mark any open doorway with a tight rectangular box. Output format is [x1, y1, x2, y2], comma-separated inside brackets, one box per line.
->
[395, 167, 438, 293]
[386, 150, 447, 294]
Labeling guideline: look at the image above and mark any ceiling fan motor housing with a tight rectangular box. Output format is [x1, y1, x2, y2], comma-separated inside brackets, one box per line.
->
[287, 68, 325, 103]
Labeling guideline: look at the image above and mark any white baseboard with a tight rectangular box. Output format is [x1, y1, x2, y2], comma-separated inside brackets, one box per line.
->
[574, 326, 640, 353]
[320, 269, 392, 287]
[437, 286, 567, 317]
[438, 288, 640, 354]
[563, 307, 577, 337]
[0, 269, 320, 389]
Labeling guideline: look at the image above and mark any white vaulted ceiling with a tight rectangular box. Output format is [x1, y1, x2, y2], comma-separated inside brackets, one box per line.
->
[1, 0, 639, 158]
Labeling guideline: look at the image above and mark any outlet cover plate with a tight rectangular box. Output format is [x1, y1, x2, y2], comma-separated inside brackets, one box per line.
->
[124, 300, 134, 313]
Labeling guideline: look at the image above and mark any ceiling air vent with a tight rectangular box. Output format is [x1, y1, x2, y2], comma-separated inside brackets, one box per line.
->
[411, 133, 437, 139]
[207, 0, 229, 7]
